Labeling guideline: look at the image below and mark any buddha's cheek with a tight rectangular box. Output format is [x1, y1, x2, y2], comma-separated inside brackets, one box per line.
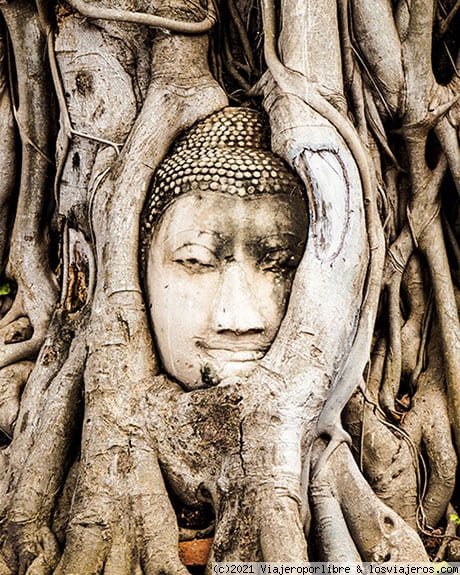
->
[148, 266, 221, 388]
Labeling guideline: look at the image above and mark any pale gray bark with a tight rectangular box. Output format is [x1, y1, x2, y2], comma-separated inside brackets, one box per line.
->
[0, 0, 458, 572]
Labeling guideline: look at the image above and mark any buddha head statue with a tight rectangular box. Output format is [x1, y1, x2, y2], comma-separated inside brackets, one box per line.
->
[140, 107, 308, 390]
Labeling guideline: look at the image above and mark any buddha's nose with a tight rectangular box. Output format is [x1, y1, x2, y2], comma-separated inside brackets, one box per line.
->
[212, 262, 265, 335]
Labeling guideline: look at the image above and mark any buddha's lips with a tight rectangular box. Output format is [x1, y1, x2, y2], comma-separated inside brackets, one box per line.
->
[195, 340, 269, 362]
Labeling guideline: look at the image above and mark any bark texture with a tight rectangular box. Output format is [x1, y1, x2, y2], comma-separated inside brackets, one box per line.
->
[0, 0, 458, 572]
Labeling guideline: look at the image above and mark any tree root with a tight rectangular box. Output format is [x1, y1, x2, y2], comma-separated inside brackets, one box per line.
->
[401, 330, 457, 530]
[258, 0, 385, 473]
[311, 441, 428, 561]
[337, 0, 367, 140]
[310, 474, 361, 561]
[419, 217, 460, 450]
[66, 0, 216, 34]
[0, 0, 59, 376]
[344, 318, 457, 532]
[379, 274, 403, 417]
[349, 0, 404, 117]
[54, 1, 228, 571]
[435, 116, 460, 197]
[0, 25, 17, 276]
[1, 313, 87, 575]
[0, 361, 34, 439]
[343, 388, 419, 528]
[401, 254, 428, 380]
[0, 308, 80, 540]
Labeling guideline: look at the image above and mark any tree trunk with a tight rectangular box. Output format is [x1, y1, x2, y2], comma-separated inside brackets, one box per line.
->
[0, 0, 458, 572]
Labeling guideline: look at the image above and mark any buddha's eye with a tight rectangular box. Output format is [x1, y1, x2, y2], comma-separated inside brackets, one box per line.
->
[176, 258, 215, 273]
[259, 250, 299, 273]
[172, 244, 218, 273]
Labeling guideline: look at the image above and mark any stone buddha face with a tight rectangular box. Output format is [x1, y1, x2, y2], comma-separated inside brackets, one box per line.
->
[141, 107, 308, 390]
[145, 190, 308, 390]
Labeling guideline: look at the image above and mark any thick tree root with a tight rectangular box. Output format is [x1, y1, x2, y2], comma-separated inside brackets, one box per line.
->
[379, 273, 404, 417]
[0, 0, 58, 379]
[400, 255, 427, 380]
[66, 0, 216, 34]
[261, 0, 386, 454]
[343, 388, 419, 528]
[310, 475, 361, 561]
[0, 361, 34, 439]
[54, 2, 228, 571]
[0, 308, 82, 575]
[402, 330, 457, 529]
[344, 319, 457, 531]
[0, 310, 78, 498]
[0, 310, 87, 574]
[311, 441, 429, 561]
[0, 26, 17, 276]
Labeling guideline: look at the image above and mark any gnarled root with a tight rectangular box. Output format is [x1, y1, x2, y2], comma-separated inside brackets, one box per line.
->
[401, 327, 457, 529]
[400, 254, 428, 380]
[0, 304, 86, 573]
[0, 309, 79, 502]
[0, 0, 58, 376]
[310, 472, 361, 561]
[343, 388, 419, 528]
[0, 25, 17, 276]
[343, 318, 456, 532]
[0, 361, 34, 440]
[0, 314, 87, 575]
[54, 0, 228, 570]
[311, 441, 428, 561]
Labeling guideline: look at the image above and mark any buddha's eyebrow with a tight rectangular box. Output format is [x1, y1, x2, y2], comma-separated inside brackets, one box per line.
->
[160, 229, 218, 248]
[250, 232, 304, 252]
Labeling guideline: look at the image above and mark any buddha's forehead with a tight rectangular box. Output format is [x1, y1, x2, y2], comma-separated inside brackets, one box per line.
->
[152, 191, 308, 251]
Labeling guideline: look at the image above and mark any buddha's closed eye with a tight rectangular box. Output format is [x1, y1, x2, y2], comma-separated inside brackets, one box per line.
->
[172, 244, 218, 273]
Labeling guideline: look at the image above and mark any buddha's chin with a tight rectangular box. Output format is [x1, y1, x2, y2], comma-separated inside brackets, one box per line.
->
[169, 358, 262, 391]
[197, 359, 259, 388]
